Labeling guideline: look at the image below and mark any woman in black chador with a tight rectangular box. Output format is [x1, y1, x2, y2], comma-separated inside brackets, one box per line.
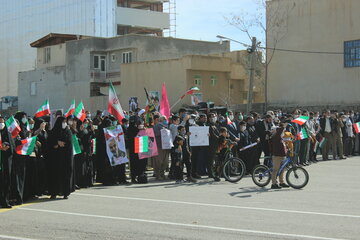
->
[48, 116, 74, 199]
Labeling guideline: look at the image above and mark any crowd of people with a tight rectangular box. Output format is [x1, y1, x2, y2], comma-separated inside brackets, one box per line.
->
[1, 107, 360, 208]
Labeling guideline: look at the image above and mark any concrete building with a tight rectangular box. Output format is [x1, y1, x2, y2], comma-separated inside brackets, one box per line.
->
[267, 0, 360, 109]
[0, 0, 170, 108]
[18, 34, 231, 114]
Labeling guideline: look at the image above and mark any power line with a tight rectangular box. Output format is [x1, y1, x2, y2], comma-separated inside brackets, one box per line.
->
[217, 35, 344, 55]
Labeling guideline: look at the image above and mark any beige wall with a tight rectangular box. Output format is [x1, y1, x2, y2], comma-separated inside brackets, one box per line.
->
[267, 0, 360, 108]
[36, 43, 66, 68]
[116, 58, 187, 111]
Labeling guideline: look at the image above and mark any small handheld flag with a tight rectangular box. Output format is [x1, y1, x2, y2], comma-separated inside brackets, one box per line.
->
[74, 102, 86, 122]
[6, 116, 21, 138]
[354, 122, 360, 134]
[134, 136, 148, 153]
[292, 116, 309, 126]
[65, 99, 76, 118]
[16, 136, 37, 155]
[297, 128, 308, 140]
[35, 99, 51, 118]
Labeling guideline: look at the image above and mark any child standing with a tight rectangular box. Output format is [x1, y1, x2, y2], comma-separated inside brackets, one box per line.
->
[171, 135, 185, 183]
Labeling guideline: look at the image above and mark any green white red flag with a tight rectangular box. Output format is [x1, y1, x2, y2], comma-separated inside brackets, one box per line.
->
[313, 140, 319, 153]
[134, 136, 148, 153]
[319, 137, 327, 148]
[297, 128, 308, 140]
[72, 135, 82, 155]
[5, 116, 21, 138]
[91, 138, 96, 154]
[354, 122, 360, 134]
[16, 136, 37, 155]
[74, 102, 86, 122]
[64, 99, 76, 118]
[34, 99, 50, 118]
[180, 87, 200, 99]
[108, 82, 125, 122]
[292, 116, 309, 126]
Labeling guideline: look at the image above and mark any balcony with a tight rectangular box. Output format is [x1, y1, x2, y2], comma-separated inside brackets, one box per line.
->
[116, 7, 170, 30]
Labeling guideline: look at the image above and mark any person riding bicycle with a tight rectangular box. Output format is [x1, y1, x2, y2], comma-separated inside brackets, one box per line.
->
[270, 123, 290, 189]
[213, 127, 236, 182]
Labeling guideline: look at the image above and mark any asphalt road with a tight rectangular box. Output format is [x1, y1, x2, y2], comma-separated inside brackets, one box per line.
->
[1, 157, 360, 240]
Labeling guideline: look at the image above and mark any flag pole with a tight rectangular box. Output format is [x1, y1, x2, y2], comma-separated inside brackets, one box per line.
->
[170, 97, 182, 110]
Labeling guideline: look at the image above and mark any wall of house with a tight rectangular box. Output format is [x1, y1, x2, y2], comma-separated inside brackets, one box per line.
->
[267, 0, 360, 109]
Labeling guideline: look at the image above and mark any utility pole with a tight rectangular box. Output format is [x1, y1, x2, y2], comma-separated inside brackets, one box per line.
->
[247, 37, 257, 114]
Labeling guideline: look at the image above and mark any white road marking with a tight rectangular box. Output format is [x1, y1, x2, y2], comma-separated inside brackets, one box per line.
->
[20, 207, 346, 240]
[0, 235, 39, 240]
[73, 192, 360, 219]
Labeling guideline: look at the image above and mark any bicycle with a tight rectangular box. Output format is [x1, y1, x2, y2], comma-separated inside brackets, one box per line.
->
[216, 148, 246, 183]
[252, 156, 309, 189]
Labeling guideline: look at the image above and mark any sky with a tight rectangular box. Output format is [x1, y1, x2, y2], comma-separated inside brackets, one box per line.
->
[174, 0, 264, 51]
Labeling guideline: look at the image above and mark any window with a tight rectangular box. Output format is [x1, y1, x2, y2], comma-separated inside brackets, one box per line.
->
[210, 75, 217, 86]
[194, 75, 202, 86]
[93, 55, 106, 71]
[344, 40, 360, 68]
[30, 82, 37, 96]
[43, 47, 51, 64]
[111, 54, 116, 62]
[100, 56, 106, 72]
[122, 51, 132, 64]
[93, 55, 99, 69]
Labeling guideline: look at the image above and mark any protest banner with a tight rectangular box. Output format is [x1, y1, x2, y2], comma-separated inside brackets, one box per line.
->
[161, 128, 173, 150]
[104, 125, 129, 166]
[137, 128, 158, 159]
[189, 126, 209, 146]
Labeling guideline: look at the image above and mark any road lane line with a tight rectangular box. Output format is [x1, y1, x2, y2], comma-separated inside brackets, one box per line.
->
[0, 202, 38, 214]
[19, 207, 347, 240]
[0, 234, 40, 240]
[72, 192, 360, 219]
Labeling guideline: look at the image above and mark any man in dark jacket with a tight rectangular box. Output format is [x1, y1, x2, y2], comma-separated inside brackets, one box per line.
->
[319, 110, 337, 160]
[270, 124, 289, 189]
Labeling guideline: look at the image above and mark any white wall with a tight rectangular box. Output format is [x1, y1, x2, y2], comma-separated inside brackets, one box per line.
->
[116, 7, 170, 29]
[267, 0, 360, 107]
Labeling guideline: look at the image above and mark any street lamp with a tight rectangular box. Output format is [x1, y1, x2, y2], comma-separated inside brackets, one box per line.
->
[216, 35, 258, 114]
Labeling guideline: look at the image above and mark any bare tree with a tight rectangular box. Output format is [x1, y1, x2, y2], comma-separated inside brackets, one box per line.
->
[225, 0, 296, 110]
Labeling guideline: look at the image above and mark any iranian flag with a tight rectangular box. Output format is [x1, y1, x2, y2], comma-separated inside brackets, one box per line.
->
[292, 116, 309, 126]
[72, 135, 82, 155]
[134, 136, 148, 153]
[319, 138, 327, 149]
[297, 128, 308, 140]
[91, 138, 96, 154]
[34, 100, 50, 118]
[74, 102, 86, 122]
[313, 140, 319, 153]
[64, 99, 76, 118]
[6, 116, 21, 138]
[354, 122, 360, 134]
[16, 136, 37, 155]
[180, 87, 200, 99]
[225, 112, 232, 125]
[108, 82, 125, 122]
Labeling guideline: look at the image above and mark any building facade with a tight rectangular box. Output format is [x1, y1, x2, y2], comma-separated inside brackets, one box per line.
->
[18, 34, 231, 114]
[0, 0, 170, 108]
[267, 0, 360, 110]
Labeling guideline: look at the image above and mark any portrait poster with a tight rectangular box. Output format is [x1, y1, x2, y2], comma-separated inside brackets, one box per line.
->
[137, 128, 158, 159]
[104, 125, 129, 166]
[129, 97, 138, 112]
[161, 128, 173, 150]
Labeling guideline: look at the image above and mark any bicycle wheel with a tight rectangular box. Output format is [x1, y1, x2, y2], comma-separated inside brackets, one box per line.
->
[252, 165, 271, 187]
[222, 157, 246, 183]
[286, 166, 309, 189]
